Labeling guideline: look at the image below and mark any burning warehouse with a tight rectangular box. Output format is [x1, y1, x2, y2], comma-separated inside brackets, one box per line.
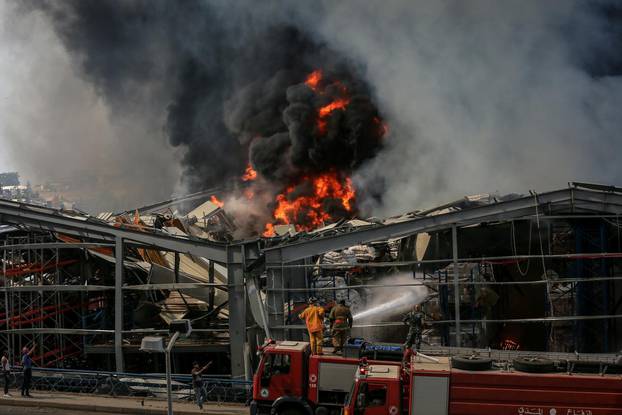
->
[1, 2, 622, 408]
[1, 182, 622, 378]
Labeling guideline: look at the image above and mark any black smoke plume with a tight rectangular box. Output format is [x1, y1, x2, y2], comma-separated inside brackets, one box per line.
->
[10, 0, 622, 225]
[26, 0, 386, 232]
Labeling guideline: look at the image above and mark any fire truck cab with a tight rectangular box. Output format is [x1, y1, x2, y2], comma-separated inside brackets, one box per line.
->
[343, 363, 403, 415]
[251, 340, 400, 415]
[344, 354, 622, 415]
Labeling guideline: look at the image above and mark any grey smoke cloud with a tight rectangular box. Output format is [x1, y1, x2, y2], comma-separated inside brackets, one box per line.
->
[1, 0, 621, 219]
[0, 1, 180, 212]
[299, 1, 622, 216]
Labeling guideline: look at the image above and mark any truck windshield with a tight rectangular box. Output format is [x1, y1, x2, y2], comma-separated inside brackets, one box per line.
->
[263, 353, 291, 377]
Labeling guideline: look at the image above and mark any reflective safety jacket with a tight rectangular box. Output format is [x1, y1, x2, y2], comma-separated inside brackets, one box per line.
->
[299, 305, 325, 333]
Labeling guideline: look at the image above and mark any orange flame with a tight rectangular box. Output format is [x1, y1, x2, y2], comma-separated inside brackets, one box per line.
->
[305, 69, 351, 135]
[262, 223, 275, 237]
[267, 172, 355, 232]
[242, 164, 258, 181]
[210, 195, 224, 208]
[259, 69, 379, 235]
[305, 69, 322, 91]
[316, 98, 350, 134]
[319, 98, 350, 118]
[317, 119, 327, 135]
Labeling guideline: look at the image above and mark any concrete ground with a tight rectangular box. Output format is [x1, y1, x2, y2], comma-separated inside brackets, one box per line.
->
[0, 391, 248, 415]
[1, 406, 106, 414]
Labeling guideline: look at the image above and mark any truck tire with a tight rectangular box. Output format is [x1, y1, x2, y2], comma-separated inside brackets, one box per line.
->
[606, 363, 622, 374]
[279, 407, 305, 415]
[512, 356, 555, 373]
[566, 360, 606, 374]
[451, 355, 493, 371]
[315, 406, 328, 415]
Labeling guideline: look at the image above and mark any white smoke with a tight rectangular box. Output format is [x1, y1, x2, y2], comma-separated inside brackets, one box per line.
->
[0, 2, 180, 212]
[298, 1, 622, 216]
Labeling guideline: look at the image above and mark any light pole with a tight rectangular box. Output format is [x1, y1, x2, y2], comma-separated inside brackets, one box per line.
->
[140, 319, 193, 415]
[164, 331, 180, 415]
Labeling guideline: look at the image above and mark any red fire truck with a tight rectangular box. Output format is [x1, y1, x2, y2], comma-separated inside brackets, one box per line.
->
[344, 353, 622, 415]
[250, 340, 401, 415]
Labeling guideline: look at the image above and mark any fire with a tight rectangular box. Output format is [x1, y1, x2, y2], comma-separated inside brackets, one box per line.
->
[316, 98, 350, 134]
[305, 69, 322, 91]
[210, 195, 224, 208]
[242, 164, 257, 181]
[262, 223, 275, 237]
[305, 69, 352, 135]
[500, 338, 521, 350]
[319, 98, 350, 118]
[266, 171, 355, 233]
[317, 119, 327, 135]
[258, 69, 385, 236]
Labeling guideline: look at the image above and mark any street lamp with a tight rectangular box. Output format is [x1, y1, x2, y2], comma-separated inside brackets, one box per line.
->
[140, 319, 193, 415]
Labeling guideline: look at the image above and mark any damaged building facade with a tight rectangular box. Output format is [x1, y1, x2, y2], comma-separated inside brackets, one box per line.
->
[1, 182, 621, 379]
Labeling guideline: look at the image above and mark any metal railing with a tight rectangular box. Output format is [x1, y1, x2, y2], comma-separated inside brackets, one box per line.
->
[2, 367, 251, 404]
[417, 346, 621, 365]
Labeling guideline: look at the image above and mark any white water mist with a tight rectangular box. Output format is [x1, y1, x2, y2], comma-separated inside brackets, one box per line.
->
[352, 273, 428, 322]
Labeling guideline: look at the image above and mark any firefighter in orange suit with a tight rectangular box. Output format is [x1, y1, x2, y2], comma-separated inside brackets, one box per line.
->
[299, 297, 325, 355]
[329, 299, 353, 354]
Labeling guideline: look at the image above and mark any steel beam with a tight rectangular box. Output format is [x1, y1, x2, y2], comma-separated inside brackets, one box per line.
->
[123, 283, 227, 290]
[272, 313, 622, 330]
[264, 188, 622, 263]
[129, 186, 227, 214]
[0, 285, 113, 292]
[114, 236, 124, 372]
[0, 199, 228, 262]
[2, 328, 114, 335]
[452, 225, 461, 347]
[0, 242, 114, 250]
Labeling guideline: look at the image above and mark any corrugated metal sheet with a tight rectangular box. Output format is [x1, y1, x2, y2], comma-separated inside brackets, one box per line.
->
[0, 225, 19, 234]
[97, 212, 114, 221]
[186, 200, 220, 221]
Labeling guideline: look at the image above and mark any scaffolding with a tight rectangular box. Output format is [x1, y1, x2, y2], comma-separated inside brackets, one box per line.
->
[0, 232, 248, 377]
[0, 231, 100, 368]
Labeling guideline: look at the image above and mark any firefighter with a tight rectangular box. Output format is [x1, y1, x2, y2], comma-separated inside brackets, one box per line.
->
[329, 299, 353, 354]
[403, 304, 424, 351]
[299, 297, 325, 355]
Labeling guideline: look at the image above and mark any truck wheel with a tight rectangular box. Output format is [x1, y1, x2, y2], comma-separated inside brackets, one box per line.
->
[315, 406, 328, 415]
[451, 355, 493, 371]
[279, 407, 305, 415]
[513, 356, 555, 373]
[607, 363, 622, 374]
[566, 360, 605, 374]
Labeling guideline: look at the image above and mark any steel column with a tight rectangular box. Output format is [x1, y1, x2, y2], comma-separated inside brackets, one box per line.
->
[452, 225, 461, 347]
[114, 236, 124, 372]
[265, 250, 285, 341]
[227, 245, 246, 379]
